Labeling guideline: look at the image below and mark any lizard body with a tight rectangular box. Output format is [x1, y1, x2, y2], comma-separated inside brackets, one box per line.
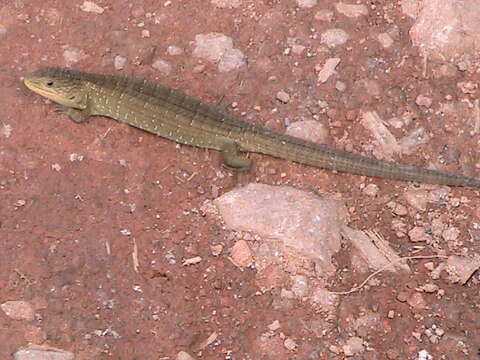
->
[23, 67, 480, 187]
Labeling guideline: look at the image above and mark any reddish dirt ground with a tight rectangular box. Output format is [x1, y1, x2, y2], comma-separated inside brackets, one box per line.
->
[1, 1, 479, 359]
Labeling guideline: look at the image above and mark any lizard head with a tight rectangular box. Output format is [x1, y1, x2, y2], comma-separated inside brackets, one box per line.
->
[24, 67, 88, 109]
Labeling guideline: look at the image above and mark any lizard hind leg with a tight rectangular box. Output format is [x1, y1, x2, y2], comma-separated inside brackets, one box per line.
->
[55, 105, 92, 123]
[220, 141, 251, 171]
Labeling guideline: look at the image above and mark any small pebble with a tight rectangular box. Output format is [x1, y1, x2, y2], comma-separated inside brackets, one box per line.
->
[80, 1, 105, 14]
[416, 94, 432, 107]
[167, 45, 183, 55]
[424, 262, 435, 271]
[393, 203, 408, 216]
[315, 9, 334, 22]
[268, 320, 281, 331]
[276, 90, 290, 103]
[284, 338, 297, 351]
[114, 55, 127, 70]
[176, 351, 195, 360]
[362, 184, 379, 196]
[152, 58, 172, 75]
[297, 0, 317, 9]
[421, 283, 439, 293]
[396, 291, 408, 302]
[386, 348, 400, 359]
[335, 80, 346, 92]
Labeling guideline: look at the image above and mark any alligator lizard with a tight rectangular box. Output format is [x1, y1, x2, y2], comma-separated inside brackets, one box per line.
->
[23, 67, 480, 187]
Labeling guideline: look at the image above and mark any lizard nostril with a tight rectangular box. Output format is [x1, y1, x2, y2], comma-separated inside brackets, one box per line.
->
[46, 81, 53, 86]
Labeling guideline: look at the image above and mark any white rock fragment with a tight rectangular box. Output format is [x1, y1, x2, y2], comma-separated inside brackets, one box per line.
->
[431, 263, 446, 280]
[421, 283, 439, 293]
[317, 57, 341, 83]
[218, 48, 245, 72]
[377, 33, 394, 48]
[193, 33, 234, 61]
[335, 3, 368, 18]
[182, 256, 202, 266]
[268, 320, 281, 331]
[14, 200, 26, 208]
[418, 349, 433, 360]
[14, 345, 74, 360]
[114, 55, 127, 70]
[315, 9, 334, 22]
[167, 45, 183, 55]
[211, 0, 242, 8]
[286, 120, 329, 143]
[120, 229, 131, 236]
[362, 184, 379, 196]
[393, 203, 408, 216]
[194, 332, 218, 351]
[291, 275, 309, 298]
[457, 81, 478, 94]
[176, 351, 196, 360]
[408, 227, 432, 243]
[210, 244, 223, 256]
[335, 80, 346, 92]
[80, 1, 105, 14]
[342, 227, 410, 272]
[141, 29, 150, 38]
[1, 300, 35, 321]
[342, 336, 364, 356]
[321, 28, 349, 48]
[442, 227, 459, 242]
[2, 123, 12, 138]
[214, 184, 346, 274]
[152, 58, 172, 75]
[407, 292, 427, 309]
[360, 111, 400, 159]
[51, 163, 61, 172]
[445, 255, 480, 284]
[284, 338, 297, 351]
[398, 127, 430, 155]
[230, 239, 254, 267]
[297, 0, 317, 8]
[276, 90, 290, 103]
[291, 44, 305, 55]
[409, 0, 480, 60]
[193, 33, 245, 72]
[416, 94, 432, 107]
[62, 46, 87, 66]
[69, 153, 84, 162]
[310, 288, 339, 312]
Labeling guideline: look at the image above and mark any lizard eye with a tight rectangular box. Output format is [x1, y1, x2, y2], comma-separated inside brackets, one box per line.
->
[46, 81, 54, 86]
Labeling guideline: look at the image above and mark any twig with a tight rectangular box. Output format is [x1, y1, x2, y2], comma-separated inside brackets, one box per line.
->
[331, 255, 448, 295]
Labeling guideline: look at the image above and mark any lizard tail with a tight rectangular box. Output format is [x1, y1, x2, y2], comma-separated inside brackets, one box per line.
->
[256, 132, 480, 187]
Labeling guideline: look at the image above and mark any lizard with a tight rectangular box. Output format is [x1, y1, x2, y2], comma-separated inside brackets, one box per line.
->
[23, 66, 480, 188]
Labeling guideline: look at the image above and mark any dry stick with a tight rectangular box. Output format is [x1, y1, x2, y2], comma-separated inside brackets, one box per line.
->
[331, 255, 448, 296]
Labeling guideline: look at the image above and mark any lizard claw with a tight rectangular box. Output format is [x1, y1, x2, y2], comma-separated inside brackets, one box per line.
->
[54, 105, 67, 114]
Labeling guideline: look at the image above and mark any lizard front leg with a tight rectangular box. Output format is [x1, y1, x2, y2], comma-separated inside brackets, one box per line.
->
[55, 106, 92, 123]
[220, 141, 251, 171]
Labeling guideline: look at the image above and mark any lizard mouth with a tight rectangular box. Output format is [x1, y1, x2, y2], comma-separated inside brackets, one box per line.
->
[24, 77, 64, 104]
